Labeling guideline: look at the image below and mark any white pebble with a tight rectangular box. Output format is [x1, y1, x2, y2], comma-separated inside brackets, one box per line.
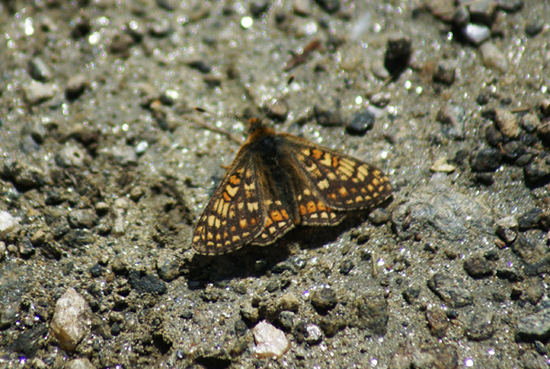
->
[50, 288, 92, 352]
[253, 321, 290, 358]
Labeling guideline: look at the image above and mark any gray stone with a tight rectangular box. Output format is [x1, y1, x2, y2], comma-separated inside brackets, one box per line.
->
[480, 42, 508, 72]
[310, 288, 338, 312]
[65, 74, 89, 100]
[55, 145, 86, 168]
[436, 105, 465, 139]
[433, 60, 457, 85]
[494, 216, 518, 243]
[494, 108, 520, 139]
[427, 273, 473, 308]
[465, 310, 496, 340]
[28, 57, 52, 81]
[354, 292, 389, 335]
[516, 308, 550, 341]
[68, 209, 98, 229]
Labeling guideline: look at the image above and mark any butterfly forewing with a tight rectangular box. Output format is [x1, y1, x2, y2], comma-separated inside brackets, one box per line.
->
[192, 148, 266, 255]
[280, 133, 393, 211]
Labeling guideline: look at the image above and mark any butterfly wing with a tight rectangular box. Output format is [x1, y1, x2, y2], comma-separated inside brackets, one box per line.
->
[192, 147, 267, 255]
[279, 133, 393, 213]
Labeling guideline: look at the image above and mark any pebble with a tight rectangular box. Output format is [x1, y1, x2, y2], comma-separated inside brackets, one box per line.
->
[0, 211, 20, 240]
[465, 310, 496, 341]
[346, 110, 375, 136]
[469, 147, 502, 172]
[463, 254, 494, 278]
[539, 210, 550, 231]
[354, 292, 389, 335]
[402, 286, 421, 305]
[65, 358, 95, 369]
[50, 288, 92, 351]
[0, 241, 5, 261]
[369, 92, 391, 107]
[480, 42, 508, 72]
[304, 323, 323, 344]
[541, 99, 550, 116]
[494, 108, 520, 139]
[68, 209, 98, 229]
[432, 59, 456, 85]
[384, 33, 412, 76]
[494, 216, 519, 243]
[277, 293, 300, 312]
[240, 305, 260, 324]
[253, 321, 290, 358]
[277, 311, 295, 331]
[468, 0, 498, 26]
[462, 23, 491, 45]
[187, 60, 212, 74]
[19, 237, 35, 258]
[524, 161, 550, 186]
[520, 113, 541, 133]
[65, 74, 89, 100]
[293, 0, 311, 16]
[411, 344, 458, 369]
[524, 280, 545, 306]
[28, 57, 52, 82]
[427, 273, 473, 307]
[426, 309, 449, 338]
[265, 98, 289, 122]
[502, 141, 525, 162]
[496, 267, 522, 282]
[63, 230, 96, 247]
[23, 81, 56, 105]
[112, 197, 129, 236]
[475, 172, 494, 186]
[525, 19, 545, 37]
[110, 146, 138, 166]
[55, 145, 86, 168]
[430, 158, 456, 173]
[128, 271, 167, 294]
[250, 0, 270, 17]
[369, 208, 390, 224]
[496, 0, 524, 12]
[319, 315, 346, 337]
[313, 104, 343, 127]
[436, 105, 465, 140]
[129, 186, 144, 201]
[135, 141, 149, 156]
[452, 6, 469, 28]
[89, 264, 104, 278]
[516, 308, 550, 341]
[310, 288, 338, 312]
[314, 0, 340, 14]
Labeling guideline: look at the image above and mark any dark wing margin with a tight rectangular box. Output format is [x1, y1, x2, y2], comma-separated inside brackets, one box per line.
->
[192, 148, 266, 255]
[280, 133, 393, 211]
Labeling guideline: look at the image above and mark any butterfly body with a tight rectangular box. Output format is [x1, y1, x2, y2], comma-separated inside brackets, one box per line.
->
[192, 117, 393, 255]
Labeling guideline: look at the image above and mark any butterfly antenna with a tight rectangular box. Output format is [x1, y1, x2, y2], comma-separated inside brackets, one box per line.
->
[190, 107, 244, 145]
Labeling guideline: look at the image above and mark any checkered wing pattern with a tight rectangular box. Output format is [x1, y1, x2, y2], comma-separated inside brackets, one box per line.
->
[280, 133, 393, 213]
[192, 148, 266, 255]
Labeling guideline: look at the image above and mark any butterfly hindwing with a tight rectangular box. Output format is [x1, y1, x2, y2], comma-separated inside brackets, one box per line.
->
[280, 133, 393, 211]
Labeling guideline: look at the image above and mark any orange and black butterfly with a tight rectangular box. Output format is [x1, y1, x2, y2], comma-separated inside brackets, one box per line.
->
[192, 106, 393, 255]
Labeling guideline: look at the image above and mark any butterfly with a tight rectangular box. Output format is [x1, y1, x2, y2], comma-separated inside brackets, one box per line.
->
[192, 109, 393, 255]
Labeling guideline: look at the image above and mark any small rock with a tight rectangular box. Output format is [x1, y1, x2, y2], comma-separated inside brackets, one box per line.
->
[426, 309, 449, 338]
[314, 104, 343, 127]
[339, 259, 354, 274]
[278, 293, 300, 312]
[310, 288, 338, 313]
[502, 141, 525, 162]
[411, 344, 459, 369]
[187, 60, 211, 74]
[494, 108, 520, 139]
[0, 211, 20, 240]
[516, 308, 550, 341]
[402, 286, 421, 305]
[432, 59, 456, 85]
[430, 158, 456, 173]
[19, 237, 35, 258]
[304, 323, 323, 344]
[135, 141, 149, 156]
[468, 0, 498, 26]
[55, 145, 86, 168]
[65, 358, 96, 369]
[465, 310, 496, 341]
[520, 113, 541, 133]
[463, 254, 494, 278]
[525, 19, 544, 37]
[65, 74, 89, 100]
[110, 146, 138, 166]
[89, 264, 104, 278]
[384, 33, 412, 76]
[241, 305, 260, 324]
[462, 23, 491, 45]
[427, 273, 473, 308]
[469, 148, 502, 172]
[68, 209, 98, 229]
[129, 186, 144, 201]
[436, 105, 465, 139]
[346, 110, 375, 135]
[524, 279, 545, 305]
[369, 208, 390, 224]
[50, 288, 92, 352]
[250, 0, 270, 17]
[354, 292, 389, 335]
[314, 0, 340, 14]
[277, 311, 295, 331]
[129, 271, 167, 295]
[0, 241, 5, 261]
[524, 161, 550, 186]
[253, 321, 290, 358]
[293, 0, 311, 15]
[496, 0, 524, 12]
[452, 5, 470, 27]
[28, 57, 52, 81]
[480, 42, 508, 72]
[475, 172, 494, 186]
[23, 81, 56, 105]
[494, 216, 518, 243]
[156, 252, 181, 282]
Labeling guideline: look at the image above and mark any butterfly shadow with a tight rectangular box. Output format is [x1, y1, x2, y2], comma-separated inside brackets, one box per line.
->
[187, 209, 383, 285]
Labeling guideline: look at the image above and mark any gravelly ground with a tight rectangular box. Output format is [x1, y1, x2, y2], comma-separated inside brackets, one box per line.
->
[1, 0, 550, 368]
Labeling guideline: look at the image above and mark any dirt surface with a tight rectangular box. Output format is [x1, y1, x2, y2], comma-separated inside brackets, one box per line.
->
[1, 0, 550, 368]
